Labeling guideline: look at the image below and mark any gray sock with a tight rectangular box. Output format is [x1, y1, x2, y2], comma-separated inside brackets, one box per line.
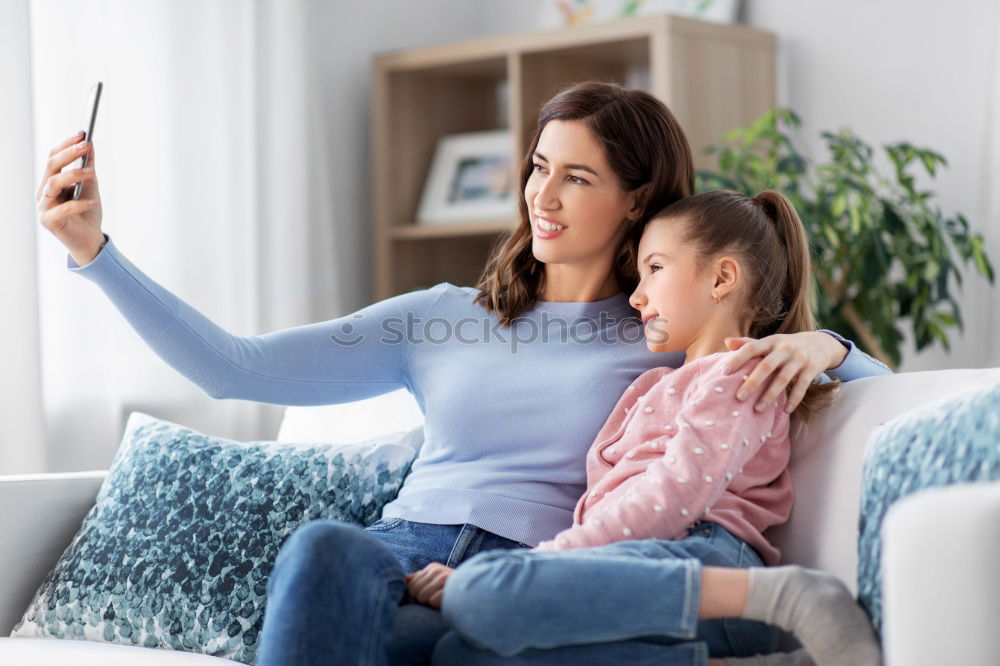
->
[739, 565, 883, 666]
[724, 647, 815, 665]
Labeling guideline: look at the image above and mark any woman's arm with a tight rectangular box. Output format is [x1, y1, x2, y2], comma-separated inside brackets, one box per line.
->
[68, 233, 446, 405]
[534, 356, 784, 552]
[815, 328, 894, 381]
[720, 330, 893, 415]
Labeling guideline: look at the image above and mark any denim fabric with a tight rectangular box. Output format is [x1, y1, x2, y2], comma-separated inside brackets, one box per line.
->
[433, 521, 779, 666]
[857, 380, 1000, 636]
[254, 517, 529, 666]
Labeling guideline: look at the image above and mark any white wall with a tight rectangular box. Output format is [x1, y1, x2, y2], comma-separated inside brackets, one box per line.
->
[310, 1, 997, 371]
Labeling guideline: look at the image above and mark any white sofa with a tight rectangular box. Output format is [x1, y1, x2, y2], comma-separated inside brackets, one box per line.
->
[1, 368, 998, 665]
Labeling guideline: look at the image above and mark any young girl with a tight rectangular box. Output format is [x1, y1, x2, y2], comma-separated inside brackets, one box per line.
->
[408, 190, 884, 666]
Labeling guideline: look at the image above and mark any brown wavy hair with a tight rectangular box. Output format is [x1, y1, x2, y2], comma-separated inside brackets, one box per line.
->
[472, 81, 694, 326]
[649, 189, 841, 428]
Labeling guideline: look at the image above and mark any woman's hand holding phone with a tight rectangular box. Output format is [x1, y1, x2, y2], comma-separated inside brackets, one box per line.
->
[36, 131, 105, 266]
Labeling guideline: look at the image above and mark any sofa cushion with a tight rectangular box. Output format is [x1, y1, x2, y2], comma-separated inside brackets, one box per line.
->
[277, 386, 425, 447]
[10, 411, 417, 664]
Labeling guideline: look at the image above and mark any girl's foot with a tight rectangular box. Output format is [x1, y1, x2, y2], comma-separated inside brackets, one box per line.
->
[721, 647, 815, 665]
[737, 565, 882, 666]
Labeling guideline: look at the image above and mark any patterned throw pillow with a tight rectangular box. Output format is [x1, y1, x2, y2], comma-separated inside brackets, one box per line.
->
[11, 411, 417, 663]
[857, 380, 1000, 636]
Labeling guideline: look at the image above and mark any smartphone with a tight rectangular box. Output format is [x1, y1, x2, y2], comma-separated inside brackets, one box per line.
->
[71, 81, 103, 201]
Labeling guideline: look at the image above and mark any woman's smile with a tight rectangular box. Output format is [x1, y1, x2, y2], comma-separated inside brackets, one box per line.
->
[534, 215, 569, 239]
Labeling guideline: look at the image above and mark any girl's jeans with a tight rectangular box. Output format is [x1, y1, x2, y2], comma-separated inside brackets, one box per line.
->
[255, 518, 777, 666]
[435, 520, 777, 665]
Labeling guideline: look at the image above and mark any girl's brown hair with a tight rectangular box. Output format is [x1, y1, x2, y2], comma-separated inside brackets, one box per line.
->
[473, 80, 694, 326]
[650, 189, 840, 427]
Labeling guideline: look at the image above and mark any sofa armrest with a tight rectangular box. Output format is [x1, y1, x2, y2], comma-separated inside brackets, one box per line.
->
[881, 481, 1000, 666]
[0, 471, 107, 635]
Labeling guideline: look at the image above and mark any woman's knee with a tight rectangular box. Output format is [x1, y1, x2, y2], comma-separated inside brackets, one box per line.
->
[271, 519, 397, 585]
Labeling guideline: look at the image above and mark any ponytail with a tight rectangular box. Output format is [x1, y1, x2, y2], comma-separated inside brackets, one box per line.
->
[647, 189, 840, 433]
[750, 191, 814, 337]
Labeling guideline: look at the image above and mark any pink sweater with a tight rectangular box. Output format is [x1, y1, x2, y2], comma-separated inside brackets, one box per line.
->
[533, 350, 793, 566]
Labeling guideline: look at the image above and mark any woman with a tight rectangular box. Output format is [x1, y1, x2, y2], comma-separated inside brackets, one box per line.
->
[36, 81, 891, 665]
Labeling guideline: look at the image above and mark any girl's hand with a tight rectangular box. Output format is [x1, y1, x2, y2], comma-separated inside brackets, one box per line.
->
[405, 563, 455, 609]
[36, 131, 105, 266]
[720, 332, 846, 414]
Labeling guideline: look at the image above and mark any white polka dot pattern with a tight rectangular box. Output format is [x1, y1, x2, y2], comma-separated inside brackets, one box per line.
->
[534, 353, 790, 552]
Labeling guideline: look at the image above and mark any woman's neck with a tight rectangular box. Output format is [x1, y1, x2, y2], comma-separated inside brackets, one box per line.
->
[539, 266, 620, 302]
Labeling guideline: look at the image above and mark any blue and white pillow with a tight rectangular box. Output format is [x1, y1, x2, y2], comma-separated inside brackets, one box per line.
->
[11, 411, 416, 664]
[857, 381, 1000, 636]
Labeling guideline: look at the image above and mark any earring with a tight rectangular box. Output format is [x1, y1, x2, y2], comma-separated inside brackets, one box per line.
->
[712, 293, 721, 304]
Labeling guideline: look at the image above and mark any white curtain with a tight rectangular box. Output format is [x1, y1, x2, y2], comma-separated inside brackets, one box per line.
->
[988, 0, 1000, 368]
[1, 0, 341, 473]
[0, 0, 47, 474]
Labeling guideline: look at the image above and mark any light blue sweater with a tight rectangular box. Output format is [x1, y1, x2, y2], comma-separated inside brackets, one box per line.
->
[68, 233, 892, 546]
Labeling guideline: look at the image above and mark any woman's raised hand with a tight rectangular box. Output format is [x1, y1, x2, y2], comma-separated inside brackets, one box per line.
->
[36, 131, 105, 266]
[720, 332, 848, 413]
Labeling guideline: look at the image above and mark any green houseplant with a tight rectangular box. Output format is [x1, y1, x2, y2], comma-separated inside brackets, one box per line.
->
[697, 108, 995, 370]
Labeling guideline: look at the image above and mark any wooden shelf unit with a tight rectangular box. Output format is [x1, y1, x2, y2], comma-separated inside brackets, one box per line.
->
[370, 14, 776, 299]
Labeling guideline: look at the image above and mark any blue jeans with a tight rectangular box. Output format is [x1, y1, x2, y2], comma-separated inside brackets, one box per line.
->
[433, 521, 778, 665]
[256, 517, 777, 665]
[254, 517, 530, 666]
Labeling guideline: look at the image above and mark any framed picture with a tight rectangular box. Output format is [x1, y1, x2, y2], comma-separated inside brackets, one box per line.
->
[537, 0, 741, 29]
[416, 129, 517, 225]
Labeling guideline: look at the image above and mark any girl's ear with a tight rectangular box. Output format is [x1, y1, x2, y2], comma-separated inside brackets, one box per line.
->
[713, 255, 741, 299]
